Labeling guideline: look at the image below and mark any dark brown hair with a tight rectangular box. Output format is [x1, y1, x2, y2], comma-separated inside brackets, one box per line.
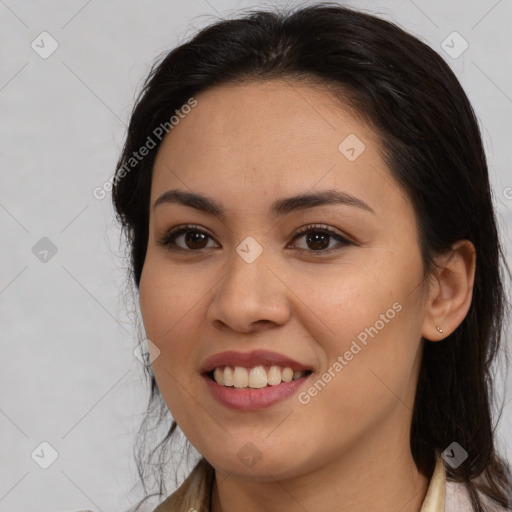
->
[111, 3, 512, 510]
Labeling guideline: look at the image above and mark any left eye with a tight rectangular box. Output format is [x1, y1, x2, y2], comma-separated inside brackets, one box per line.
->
[158, 223, 353, 253]
[289, 224, 353, 253]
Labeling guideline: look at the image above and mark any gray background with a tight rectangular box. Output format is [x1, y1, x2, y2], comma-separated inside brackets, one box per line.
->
[1, 0, 511, 511]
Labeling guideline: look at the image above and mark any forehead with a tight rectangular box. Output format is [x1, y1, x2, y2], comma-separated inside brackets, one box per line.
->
[156, 79, 369, 157]
[150, 79, 408, 220]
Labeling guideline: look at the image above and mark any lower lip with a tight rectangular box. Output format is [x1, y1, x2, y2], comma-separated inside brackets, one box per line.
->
[202, 373, 311, 410]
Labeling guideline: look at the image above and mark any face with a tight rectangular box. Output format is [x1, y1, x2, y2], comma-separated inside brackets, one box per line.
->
[139, 80, 431, 480]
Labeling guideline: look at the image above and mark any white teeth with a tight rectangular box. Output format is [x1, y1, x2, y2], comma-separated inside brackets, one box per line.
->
[213, 367, 224, 386]
[233, 366, 249, 388]
[267, 365, 282, 385]
[281, 367, 293, 382]
[248, 366, 267, 388]
[223, 366, 234, 386]
[212, 365, 308, 388]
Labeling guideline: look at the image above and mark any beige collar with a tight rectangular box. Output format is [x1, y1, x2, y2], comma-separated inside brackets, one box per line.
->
[420, 452, 446, 512]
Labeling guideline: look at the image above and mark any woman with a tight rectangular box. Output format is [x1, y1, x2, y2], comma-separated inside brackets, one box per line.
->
[110, 3, 511, 511]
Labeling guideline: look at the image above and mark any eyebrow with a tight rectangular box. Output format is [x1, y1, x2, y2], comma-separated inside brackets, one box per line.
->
[153, 188, 375, 219]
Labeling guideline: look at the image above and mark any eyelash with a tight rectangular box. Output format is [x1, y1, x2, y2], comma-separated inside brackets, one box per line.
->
[157, 223, 354, 255]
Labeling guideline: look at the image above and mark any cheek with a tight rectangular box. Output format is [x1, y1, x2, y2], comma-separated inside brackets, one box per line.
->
[301, 303, 420, 442]
[139, 259, 196, 341]
[139, 258, 209, 377]
[302, 258, 423, 409]
[139, 263, 200, 423]
[294, 261, 398, 342]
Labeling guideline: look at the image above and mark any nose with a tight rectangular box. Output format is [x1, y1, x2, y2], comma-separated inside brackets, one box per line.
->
[206, 247, 292, 333]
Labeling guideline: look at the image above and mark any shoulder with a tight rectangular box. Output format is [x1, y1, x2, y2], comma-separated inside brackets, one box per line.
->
[445, 480, 512, 512]
[445, 480, 474, 512]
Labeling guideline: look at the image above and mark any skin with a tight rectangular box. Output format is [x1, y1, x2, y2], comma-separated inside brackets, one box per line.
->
[138, 79, 476, 512]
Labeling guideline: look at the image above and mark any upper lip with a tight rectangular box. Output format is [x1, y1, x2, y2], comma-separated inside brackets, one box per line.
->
[200, 350, 312, 374]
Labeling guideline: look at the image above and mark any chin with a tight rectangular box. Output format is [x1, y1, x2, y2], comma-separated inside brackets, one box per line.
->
[206, 444, 309, 481]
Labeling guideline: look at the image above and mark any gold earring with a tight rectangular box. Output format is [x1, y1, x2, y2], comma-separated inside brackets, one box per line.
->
[436, 326, 443, 333]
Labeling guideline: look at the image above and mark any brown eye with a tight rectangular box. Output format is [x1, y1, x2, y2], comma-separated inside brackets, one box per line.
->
[182, 230, 209, 249]
[290, 224, 353, 253]
[158, 225, 218, 251]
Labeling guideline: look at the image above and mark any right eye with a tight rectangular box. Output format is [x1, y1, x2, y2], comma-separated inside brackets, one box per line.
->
[157, 224, 219, 252]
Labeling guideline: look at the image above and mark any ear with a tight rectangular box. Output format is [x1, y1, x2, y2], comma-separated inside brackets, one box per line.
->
[421, 240, 476, 342]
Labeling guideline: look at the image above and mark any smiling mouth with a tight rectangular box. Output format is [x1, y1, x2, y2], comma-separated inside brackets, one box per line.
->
[206, 365, 313, 389]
